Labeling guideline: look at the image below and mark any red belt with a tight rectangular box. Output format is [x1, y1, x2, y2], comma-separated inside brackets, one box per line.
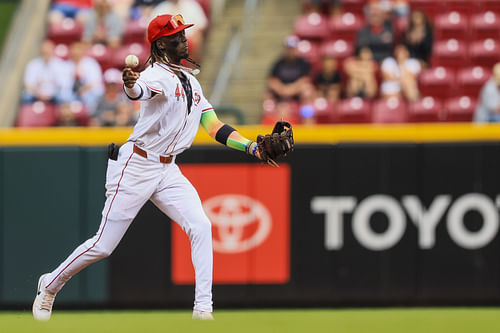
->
[133, 145, 173, 164]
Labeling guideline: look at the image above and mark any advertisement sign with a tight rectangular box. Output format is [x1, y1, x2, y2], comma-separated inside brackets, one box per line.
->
[171, 164, 290, 284]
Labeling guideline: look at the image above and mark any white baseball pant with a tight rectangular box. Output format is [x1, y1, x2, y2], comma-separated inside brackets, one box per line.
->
[43, 142, 213, 312]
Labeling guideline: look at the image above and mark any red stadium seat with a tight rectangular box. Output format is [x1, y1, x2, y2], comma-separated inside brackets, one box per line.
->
[476, 0, 500, 13]
[469, 38, 500, 67]
[442, 0, 476, 15]
[110, 43, 149, 69]
[470, 11, 500, 40]
[371, 98, 408, 123]
[311, 98, 335, 124]
[443, 96, 477, 122]
[47, 18, 83, 45]
[86, 43, 112, 71]
[434, 12, 468, 41]
[342, 0, 368, 15]
[419, 66, 457, 98]
[297, 40, 321, 70]
[16, 102, 58, 127]
[294, 13, 329, 40]
[54, 44, 70, 60]
[408, 96, 443, 122]
[456, 66, 491, 98]
[334, 97, 371, 123]
[320, 39, 354, 61]
[122, 18, 148, 45]
[328, 12, 364, 41]
[431, 39, 468, 68]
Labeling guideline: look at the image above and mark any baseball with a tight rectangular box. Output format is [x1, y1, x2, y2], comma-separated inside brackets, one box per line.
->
[125, 54, 139, 68]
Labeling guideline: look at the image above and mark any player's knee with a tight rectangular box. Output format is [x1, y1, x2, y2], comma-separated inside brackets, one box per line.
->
[191, 219, 212, 237]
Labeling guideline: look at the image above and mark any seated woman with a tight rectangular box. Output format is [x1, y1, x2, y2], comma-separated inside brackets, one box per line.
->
[380, 44, 421, 101]
[343, 47, 378, 99]
[314, 54, 341, 102]
[402, 9, 433, 68]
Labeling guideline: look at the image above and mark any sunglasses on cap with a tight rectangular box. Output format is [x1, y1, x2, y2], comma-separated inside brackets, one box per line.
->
[164, 14, 185, 31]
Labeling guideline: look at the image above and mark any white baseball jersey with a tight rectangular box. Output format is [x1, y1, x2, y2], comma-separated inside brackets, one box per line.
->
[129, 62, 213, 156]
[42, 61, 214, 313]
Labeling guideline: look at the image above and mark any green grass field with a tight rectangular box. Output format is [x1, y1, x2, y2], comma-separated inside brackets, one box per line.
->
[1, 308, 500, 333]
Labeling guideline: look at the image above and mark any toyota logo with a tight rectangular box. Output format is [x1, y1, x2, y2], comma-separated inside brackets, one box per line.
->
[203, 194, 272, 253]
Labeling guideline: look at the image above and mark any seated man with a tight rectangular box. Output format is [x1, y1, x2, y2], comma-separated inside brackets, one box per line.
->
[22, 40, 69, 104]
[475, 63, 500, 122]
[266, 35, 311, 102]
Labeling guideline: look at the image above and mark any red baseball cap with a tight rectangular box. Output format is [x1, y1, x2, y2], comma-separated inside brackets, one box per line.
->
[147, 14, 194, 43]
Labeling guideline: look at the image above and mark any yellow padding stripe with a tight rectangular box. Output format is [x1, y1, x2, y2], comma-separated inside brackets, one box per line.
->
[1, 124, 500, 146]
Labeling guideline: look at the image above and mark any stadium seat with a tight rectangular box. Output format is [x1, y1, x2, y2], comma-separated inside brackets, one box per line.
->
[47, 18, 83, 45]
[54, 44, 70, 60]
[408, 96, 443, 122]
[443, 96, 477, 122]
[371, 98, 408, 123]
[311, 98, 335, 124]
[341, 0, 369, 15]
[434, 11, 468, 41]
[294, 13, 329, 40]
[476, 0, 500, 13]
[470, 11, 500, 40]
[320, 39, 354, 62]
[431, 39, 468, 68]
[328, 12, 364, 41]
[86, 43, 113, 71]
[122, 18, 148, 45]
[297, 40, 321, 70]
[334, 97, 371, 123]
[16, 102, 58, 127]
[442, 0, 476, 15]
[110, 43, 149, 70]
[419, 66, 457, 98]
[469, 38, 500, 68]
[456, 66, 491, 98]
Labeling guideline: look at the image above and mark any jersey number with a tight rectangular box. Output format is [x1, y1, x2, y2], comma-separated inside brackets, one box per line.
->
[175, 83, 185, 102]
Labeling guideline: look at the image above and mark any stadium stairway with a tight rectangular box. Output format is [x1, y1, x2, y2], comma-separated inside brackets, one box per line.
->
[0, 0, 51, 126]
[198, 0, 301, 124]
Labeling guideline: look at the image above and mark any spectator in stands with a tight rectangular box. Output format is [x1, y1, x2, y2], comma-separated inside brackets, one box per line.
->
[475, 63, 500, 122]
[49, 0, 93, 24]
[114, 101, 138, 126]
[66, 42, 105, 116]
[266, 35, 312, 102]
[402, 9, 433, 67]
[314, 54, 341, 102]
[380, 44, 421, 101]
[150, 0, 208, 62]
[22, 40, 70, 105]
[355, 1, 394, 63]
[131, 0, 164, 20]
[343, 46, 378, 99]
[82, 0, 124, 48]
[93, 68, 130, 126]
[55, 102, 81, 127]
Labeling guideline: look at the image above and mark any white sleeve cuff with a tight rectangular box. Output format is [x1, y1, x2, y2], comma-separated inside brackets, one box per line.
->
[124, 84, 142, 99]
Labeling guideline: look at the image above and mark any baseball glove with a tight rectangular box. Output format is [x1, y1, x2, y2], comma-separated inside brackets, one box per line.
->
[255, 121, 294, 167]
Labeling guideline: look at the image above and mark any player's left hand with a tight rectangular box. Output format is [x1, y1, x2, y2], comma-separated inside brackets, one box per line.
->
[255, 121, 294, 167]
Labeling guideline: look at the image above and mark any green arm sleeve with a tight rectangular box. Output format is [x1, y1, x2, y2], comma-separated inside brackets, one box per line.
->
[200, 109, 252, 152]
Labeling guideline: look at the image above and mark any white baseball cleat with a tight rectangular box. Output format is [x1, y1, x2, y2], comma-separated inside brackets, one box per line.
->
[32, 273, 56, 321]
[192, 310, 214, 320]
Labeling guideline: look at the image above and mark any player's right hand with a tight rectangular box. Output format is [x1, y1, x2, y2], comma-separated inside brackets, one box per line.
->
[122, 68, 140, 88]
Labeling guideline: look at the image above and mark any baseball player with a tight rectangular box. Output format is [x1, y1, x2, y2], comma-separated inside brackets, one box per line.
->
[33, 14, 293, 321]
